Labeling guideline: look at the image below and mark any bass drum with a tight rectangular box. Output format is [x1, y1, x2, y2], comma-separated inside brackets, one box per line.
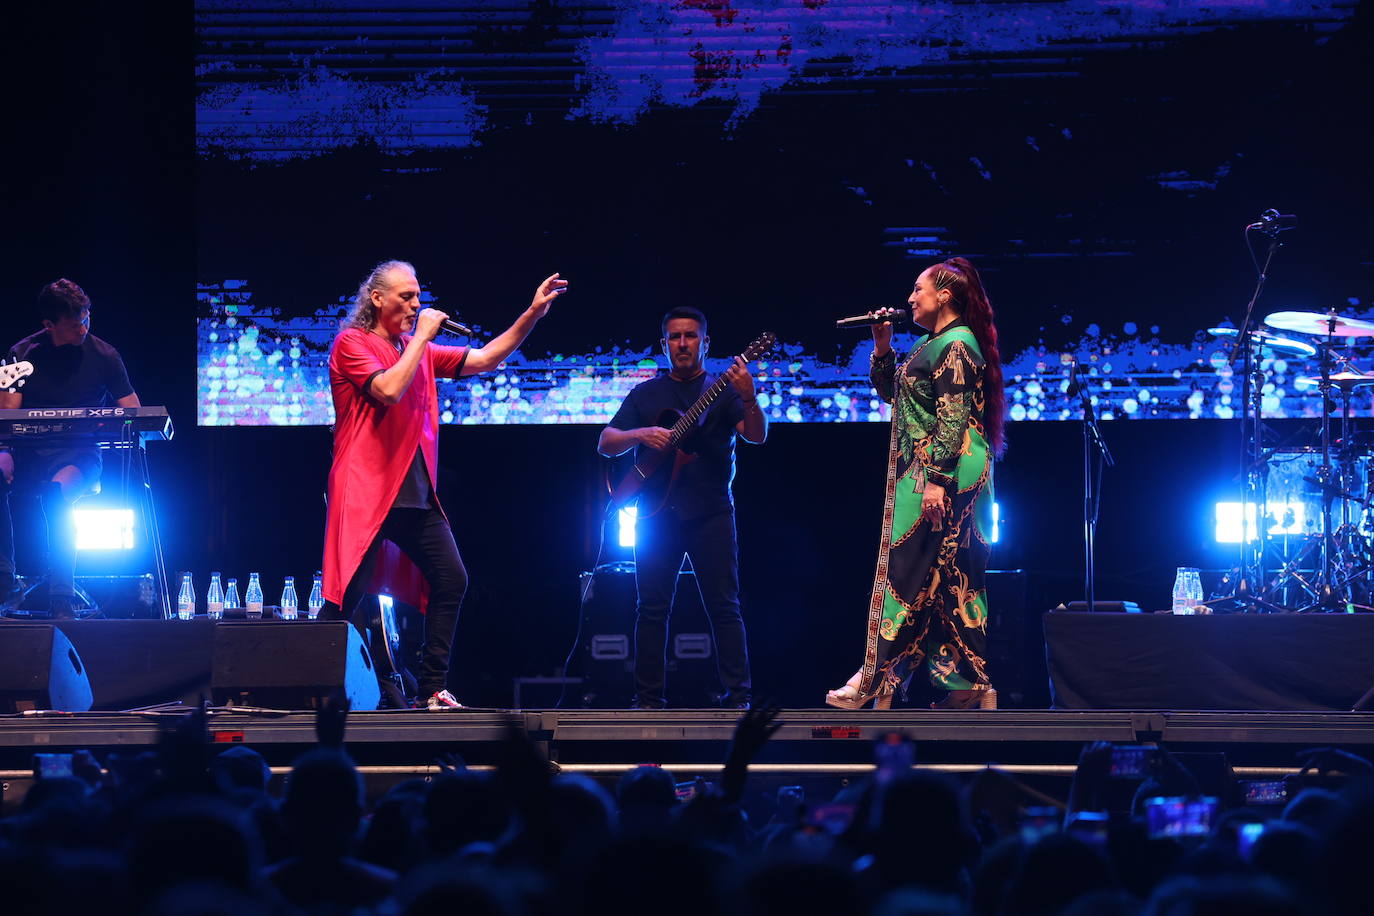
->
[1263, 448, 1370, 537]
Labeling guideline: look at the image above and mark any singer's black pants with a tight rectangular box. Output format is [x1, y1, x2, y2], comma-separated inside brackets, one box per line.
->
[632, 507, 752, 708]
[324, 502, 468, 699]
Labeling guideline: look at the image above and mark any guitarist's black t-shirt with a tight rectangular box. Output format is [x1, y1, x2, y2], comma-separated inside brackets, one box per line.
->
[609, 370, 746, 521]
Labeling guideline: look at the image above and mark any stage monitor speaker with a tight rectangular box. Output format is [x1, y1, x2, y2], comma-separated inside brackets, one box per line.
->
[985, 570, 1031, 707]
[0, 625, 94, 712]
[211, 621, 381, 711]
[1059, 600, 1142, 613]
[574, 562, 718, 708]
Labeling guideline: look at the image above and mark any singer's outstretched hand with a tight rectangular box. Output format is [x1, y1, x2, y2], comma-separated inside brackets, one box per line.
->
[529, 273, 569, 319]
[415, 307, 450, 343]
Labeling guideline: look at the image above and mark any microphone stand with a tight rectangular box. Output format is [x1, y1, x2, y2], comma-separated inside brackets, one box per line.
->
[1075, 376, 1114, 611]
[1215, 224, 1286, 613]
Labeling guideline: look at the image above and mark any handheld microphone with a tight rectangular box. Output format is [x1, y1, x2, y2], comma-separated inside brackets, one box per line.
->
[1067, 358, 1082, 397]
[1246, 208, 1297, 236]
[836, 308, 907, 330]
[440, 317, 474, 336]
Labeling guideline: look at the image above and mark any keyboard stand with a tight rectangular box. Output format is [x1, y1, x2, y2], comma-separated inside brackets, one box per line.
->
[108, 434, 172, 619]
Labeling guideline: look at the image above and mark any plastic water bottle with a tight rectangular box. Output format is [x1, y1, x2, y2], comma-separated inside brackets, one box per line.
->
[245, 572, 264, 619]
[307, 571, 324, 620]
[206, 572, 225, 621]
[1171, 568, 1191, 615]
[1185, 568, 1203, 609]
[224, 578, 241, 612]
[280, 576, 299, 621]
[177, 573, 195, 620]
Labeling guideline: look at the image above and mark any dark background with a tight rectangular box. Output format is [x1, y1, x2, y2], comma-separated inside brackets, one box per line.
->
[3, 3, 1372, 707]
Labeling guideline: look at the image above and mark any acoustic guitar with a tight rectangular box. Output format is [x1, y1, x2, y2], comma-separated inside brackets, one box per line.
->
[606, 331, 775, 517]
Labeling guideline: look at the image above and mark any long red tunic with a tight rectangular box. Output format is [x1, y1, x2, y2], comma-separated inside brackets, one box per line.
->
[323, 328, 468, 609]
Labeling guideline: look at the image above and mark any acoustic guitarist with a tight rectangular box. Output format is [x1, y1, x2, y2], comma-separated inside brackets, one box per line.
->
[597, 306, 767, 710]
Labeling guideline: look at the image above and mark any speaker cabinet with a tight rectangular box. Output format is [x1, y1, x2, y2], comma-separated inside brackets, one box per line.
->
[984, 569, 1035, 707]
[0, 625, 94, 712]
[211, 621, 381, 711]
[574, 563, 718, 708]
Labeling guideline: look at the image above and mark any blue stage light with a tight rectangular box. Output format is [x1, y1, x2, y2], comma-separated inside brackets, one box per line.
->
[73, 508, 136, 551]
[991, 501, 1001, 544]
[1214, 500, 1306, 543]
[618, 505, 638, 548]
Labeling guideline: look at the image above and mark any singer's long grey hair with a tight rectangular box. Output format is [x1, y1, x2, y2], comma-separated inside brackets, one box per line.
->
[345, 260, 416, 331]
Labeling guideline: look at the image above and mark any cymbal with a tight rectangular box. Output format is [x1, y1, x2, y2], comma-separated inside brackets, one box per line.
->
[1207, 327, 1316, 358]
[1296, 371, 1374, 390]
[1264, 311, 1374, 338]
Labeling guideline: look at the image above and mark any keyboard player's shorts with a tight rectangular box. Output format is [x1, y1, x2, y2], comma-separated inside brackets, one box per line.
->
[11, 445, 103, 493]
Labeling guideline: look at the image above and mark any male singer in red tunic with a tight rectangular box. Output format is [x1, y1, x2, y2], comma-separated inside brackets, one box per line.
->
[323, 260, 568, 710]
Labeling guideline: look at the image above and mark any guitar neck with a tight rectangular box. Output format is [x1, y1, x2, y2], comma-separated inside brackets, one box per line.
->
[668, 370, 737, 445]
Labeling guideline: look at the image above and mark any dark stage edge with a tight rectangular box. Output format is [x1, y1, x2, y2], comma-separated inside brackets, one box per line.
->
[3, 709, 1373, 770]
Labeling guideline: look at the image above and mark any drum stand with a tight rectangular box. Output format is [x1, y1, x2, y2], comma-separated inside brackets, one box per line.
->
[1255, 327, 1374, 612]
[1295, 333, 1374, 612]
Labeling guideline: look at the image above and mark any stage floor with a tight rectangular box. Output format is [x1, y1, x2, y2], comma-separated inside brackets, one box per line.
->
[4, 708, 1372, 773]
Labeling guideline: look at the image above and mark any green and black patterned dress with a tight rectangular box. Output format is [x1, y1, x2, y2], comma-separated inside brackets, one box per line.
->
[858, 320, 995, 701]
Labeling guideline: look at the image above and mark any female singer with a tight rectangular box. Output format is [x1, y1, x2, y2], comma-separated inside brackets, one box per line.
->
[826, 257, 1006, 710]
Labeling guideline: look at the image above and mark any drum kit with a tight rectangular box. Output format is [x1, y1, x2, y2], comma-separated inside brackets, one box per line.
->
[1209, 309, 1374, 611]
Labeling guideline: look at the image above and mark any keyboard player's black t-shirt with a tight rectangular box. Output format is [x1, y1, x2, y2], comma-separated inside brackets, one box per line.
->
[5, 331, 136, 453]
[7, 331, 134, 409]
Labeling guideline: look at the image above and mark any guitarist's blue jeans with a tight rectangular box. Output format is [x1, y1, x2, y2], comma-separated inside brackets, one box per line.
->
[633, 508, 752, 708]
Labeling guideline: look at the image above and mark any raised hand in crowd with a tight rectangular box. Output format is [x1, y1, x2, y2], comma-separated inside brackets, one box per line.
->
[723, 703, 782, 804]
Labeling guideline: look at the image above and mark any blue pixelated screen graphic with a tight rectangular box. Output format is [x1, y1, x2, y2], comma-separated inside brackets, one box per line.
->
[196, 1, 1364, 426]
[197, 284, 1374, 426]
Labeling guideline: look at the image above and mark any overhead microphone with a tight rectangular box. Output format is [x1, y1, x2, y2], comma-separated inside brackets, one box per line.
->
[835, 307, 907, 330]
[1246, 208, 1298, 236]
[1067, 358, 1082, 397]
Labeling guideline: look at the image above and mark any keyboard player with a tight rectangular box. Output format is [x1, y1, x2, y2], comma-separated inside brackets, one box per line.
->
[0, 279, 141, 617]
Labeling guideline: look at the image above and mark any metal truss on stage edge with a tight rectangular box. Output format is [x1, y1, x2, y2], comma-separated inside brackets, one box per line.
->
[3, 709, 1373, 776]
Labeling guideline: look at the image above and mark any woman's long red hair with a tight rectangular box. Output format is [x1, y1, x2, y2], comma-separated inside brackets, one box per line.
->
[934, 257, 1006, 456]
